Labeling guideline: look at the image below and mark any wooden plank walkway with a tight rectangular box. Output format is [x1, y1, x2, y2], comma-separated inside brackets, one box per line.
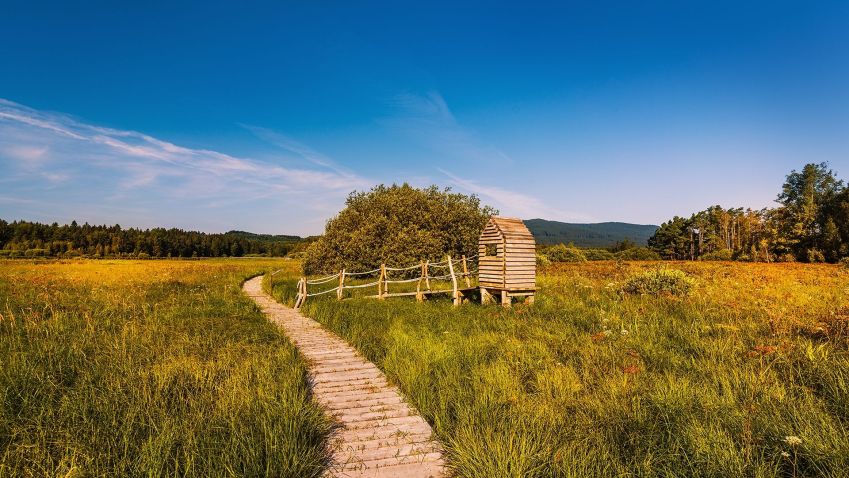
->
[243, 277, 445, 478]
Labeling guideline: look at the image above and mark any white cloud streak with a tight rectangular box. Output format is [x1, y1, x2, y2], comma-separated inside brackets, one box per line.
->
[383, 90, 513, 165]
[0, 99, 370, 233]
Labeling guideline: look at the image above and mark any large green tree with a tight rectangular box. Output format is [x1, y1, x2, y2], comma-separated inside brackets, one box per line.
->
[302, 184, 497, 274]
[776, 162, 844, 260]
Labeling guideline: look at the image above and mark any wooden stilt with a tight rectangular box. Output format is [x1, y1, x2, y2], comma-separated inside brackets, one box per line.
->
[501, 289, 509, 307]
[480, 287, 491, 305]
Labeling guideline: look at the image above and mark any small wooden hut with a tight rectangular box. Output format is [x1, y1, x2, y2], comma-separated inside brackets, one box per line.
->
[478, 216, 536, 306]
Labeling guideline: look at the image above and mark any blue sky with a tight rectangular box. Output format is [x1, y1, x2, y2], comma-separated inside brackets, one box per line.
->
[2, 1, 848, 235]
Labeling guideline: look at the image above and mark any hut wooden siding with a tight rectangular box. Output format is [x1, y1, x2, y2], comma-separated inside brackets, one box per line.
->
[478, 217, 536, 290]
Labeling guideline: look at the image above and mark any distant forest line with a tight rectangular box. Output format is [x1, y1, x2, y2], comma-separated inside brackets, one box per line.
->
[0, 220, 307, 258]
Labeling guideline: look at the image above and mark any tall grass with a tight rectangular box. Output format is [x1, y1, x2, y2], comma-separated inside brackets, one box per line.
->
[270, 261, 849, 478]
[0, 259, 331, 477]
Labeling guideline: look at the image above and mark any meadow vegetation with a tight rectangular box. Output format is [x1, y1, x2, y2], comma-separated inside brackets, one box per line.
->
[271, 261, 849, 478]
[0, 259, 331, 477]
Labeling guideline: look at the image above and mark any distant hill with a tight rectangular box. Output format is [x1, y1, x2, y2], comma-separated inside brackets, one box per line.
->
[524, 219, 658, 247]
[224, 230, 302, 243]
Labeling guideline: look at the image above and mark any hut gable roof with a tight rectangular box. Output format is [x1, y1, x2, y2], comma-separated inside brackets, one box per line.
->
[485, 217, 534, 242]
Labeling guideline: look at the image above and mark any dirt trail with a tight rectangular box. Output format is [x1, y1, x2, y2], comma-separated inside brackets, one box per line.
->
[243, 276, 445, 478]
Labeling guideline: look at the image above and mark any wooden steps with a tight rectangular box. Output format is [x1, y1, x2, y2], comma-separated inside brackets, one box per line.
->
[242, 277, 445, 478]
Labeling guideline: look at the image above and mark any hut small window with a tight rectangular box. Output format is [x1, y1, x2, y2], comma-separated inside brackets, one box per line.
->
[485, 244, 498, 256]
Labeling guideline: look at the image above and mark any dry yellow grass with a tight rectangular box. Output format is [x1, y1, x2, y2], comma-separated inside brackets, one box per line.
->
[0, 258, 329, 478]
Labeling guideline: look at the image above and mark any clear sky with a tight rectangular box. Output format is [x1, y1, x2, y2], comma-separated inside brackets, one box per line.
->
[2, 1, 848, 235]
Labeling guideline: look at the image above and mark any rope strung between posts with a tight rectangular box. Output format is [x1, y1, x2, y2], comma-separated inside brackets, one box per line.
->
[384, 276, 421, 284]
[307, 273, 341, 285]
[384, 264, 422, 272]
[344, 268, 381, 277]
[343, 280, 381, 289]
[306, 286, 340, 297]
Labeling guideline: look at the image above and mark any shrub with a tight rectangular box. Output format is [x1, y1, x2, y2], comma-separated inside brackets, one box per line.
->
[24, 249, 49, 257]
[614, 247, 661, 261]
[303, 184, 496, 274]
[700, 249, 733, 261]
[536, 253, 551, 268]
[0, 250, 10, 257]
[776, 252, 796, 262]
[840, 257, 849, 269]
[622, 268, 695, 296]
[545, 244, 587, 262]
[583, 249, 614, 261]
[807, 248, 826, 263]
[136, 252, 150, 259]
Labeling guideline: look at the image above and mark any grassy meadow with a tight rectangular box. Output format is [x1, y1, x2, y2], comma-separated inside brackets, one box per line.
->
[270, 261, 849, 478]
[0, 258, 332, 478]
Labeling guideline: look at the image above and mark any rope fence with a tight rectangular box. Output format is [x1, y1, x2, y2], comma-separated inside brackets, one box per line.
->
[293, 253, 478, 308]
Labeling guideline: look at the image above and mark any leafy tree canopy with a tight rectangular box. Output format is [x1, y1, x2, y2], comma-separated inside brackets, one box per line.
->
[303, 184, 497, 274]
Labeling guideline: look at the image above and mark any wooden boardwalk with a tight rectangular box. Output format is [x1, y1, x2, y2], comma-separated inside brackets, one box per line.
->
[243, 277, 445, 478]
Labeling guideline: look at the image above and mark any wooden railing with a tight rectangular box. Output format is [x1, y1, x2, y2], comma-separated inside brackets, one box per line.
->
[294, 254, 478, 308]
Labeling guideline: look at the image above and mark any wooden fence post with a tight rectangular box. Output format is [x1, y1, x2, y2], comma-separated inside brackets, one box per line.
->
[462, 255, 471, 288]
[294, 278, 300, 308]
[337, 269, 345, 300]
[378, 263, 386, 299]
[416, 261, 424, 302]
[424, 260, 431, 291]
[295, 277, 307, 309]
[447, 254, 460, 306]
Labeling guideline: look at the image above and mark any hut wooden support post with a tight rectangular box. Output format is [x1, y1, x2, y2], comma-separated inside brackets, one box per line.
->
[337, 269, 345, 300]
[480, 287, 492, 305]
[462, 255, 471, 288]
[447, 254, 460, 306]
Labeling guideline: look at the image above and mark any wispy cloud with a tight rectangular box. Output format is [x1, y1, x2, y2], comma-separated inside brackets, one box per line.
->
[382, 90, 512, 165]
[0, 99, 370, 233]
[440, 168, 595, 222]
[241, 124, 357, 178]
